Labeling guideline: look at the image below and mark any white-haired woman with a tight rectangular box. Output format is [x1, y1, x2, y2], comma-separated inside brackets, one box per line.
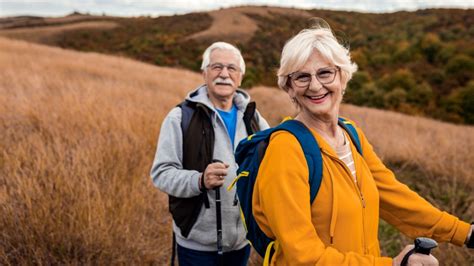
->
[252, 22, 473, 265]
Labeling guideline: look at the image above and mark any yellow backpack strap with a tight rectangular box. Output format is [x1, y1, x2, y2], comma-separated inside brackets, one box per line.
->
[227, 171, 249, 191]
[263, 240, 279, 266]
[281, 116, 293, 123]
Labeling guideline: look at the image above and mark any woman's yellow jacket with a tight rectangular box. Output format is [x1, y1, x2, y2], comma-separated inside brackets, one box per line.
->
[252, 120, 470, 265]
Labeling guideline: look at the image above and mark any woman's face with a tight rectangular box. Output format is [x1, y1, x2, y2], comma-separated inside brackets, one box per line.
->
[288, 50, 345, 120]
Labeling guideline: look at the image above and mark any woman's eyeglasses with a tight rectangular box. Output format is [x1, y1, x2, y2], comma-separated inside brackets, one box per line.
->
[288, 67, 339, 88]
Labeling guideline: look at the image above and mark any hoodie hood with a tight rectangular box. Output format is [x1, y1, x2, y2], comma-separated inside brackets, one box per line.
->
[185, 84, 252, 113]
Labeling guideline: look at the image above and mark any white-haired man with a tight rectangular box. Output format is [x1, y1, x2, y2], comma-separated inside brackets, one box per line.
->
[151, 42, 269, 265]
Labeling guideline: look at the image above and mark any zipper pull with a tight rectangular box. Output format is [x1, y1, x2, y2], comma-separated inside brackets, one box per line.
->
[361, 193, 366, 208]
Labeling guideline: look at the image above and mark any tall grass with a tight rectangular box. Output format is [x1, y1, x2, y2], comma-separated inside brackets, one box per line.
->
[0, 37, 201, 264]
[0, 38, 472, 264]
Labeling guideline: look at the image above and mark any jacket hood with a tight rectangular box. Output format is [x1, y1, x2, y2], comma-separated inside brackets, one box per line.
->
[185, 84, 252, 112]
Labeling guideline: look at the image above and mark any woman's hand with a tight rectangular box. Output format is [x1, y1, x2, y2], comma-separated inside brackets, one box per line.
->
[392, 245, 438, 266]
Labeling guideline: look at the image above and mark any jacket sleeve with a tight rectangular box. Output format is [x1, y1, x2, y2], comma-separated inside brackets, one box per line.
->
[357, 127, 471, 246]
[254, 132, 392, 265]
[150, 107, 202, 197]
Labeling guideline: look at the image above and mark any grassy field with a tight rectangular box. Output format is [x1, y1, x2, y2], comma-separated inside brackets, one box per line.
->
[0, 37, 472, 265]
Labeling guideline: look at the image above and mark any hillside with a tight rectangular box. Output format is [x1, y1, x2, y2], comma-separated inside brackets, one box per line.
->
[1, 6, 472, 124]
[0, 37, 472, 264]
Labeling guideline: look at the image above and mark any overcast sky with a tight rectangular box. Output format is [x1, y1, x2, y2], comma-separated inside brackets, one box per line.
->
[1, 0, 473, 17]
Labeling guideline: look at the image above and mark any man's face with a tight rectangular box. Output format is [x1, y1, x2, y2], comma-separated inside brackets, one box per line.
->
[203, 49, 243, 101]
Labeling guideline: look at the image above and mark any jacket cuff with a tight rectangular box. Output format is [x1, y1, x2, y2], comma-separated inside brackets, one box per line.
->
[451, 221, 471, 246]
[199, 173, 207, 192]
[191, 172, 203, 195]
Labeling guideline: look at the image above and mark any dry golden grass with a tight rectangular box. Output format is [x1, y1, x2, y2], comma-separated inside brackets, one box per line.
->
[188, 6, 312, 42]
[0, 37, 201, 264]
[0, 21, 118, 44]
[0, 37, 472, 264]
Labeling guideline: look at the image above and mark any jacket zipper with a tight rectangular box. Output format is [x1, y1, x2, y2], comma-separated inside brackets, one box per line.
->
[322, 149, 367, 253]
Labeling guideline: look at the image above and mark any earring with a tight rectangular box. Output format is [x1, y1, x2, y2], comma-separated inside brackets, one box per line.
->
[291, 97, 296, 103]
[342, 89, 346, 96]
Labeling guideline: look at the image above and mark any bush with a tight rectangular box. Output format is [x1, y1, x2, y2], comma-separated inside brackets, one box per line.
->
[384, 87, 407, 109]
[458, 81, 474, 124]
[445, 55, 474, 86]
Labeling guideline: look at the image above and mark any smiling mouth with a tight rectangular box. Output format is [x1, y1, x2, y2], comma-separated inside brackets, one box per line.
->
[306, 92, 330, 101]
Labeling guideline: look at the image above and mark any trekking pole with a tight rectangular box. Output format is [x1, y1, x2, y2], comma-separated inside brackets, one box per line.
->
[400, 237, 438, 266]
[212, 159, 224, 266]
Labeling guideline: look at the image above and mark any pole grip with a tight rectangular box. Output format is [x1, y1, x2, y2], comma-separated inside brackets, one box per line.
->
[400, 237, 438, 266]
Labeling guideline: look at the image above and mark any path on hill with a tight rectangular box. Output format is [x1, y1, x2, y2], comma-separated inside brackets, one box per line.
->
[188, 6, 312, 43]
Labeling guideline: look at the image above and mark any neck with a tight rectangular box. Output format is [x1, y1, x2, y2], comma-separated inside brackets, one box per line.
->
[296, 111, 344, 149]
[209, 94, 233, 111]
[296, 111, 339, 137]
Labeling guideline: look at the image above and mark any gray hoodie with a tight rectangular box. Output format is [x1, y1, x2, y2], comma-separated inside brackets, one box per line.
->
[150, 85, 269, 252]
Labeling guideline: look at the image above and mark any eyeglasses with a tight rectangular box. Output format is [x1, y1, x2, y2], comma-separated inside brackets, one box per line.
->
[207, 63, 241, 74]
[288, 67, 339, 88]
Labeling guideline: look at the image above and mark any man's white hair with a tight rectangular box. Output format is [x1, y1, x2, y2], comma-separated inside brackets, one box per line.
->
[277, 24, 357, 92]
[201, 42, 246, 74]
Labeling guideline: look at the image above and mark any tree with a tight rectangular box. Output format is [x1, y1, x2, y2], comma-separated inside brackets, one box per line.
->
[458, 81, 474, 124]
[419, 33, 442, 64]
[445, 55, 474, 87]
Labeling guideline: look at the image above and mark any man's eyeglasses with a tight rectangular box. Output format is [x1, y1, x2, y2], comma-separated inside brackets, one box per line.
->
[288, 67, 339, 88]
[207, 63, 241, 74]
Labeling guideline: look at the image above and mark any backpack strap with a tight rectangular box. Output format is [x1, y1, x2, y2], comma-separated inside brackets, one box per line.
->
[177, 100, 196, 136]
[274, 120, 322, 203]
[338, 117, 362, 155]
[243, 101, 260, 135]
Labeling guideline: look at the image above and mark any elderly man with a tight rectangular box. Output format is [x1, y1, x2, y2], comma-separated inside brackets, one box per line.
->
[150, 42, 269, 266]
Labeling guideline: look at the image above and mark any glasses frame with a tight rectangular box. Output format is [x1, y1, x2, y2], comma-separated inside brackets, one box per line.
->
[207, 63, 241, 74]
[288, 66, 340, 88]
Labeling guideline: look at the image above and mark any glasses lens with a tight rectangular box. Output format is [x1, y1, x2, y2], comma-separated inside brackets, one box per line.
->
[316, 68, 337, 84]
[210, 63, 224, 72]
[226, 65, 238, 73]
[209, 63, 240, 74]
[291, 72, 311, 87]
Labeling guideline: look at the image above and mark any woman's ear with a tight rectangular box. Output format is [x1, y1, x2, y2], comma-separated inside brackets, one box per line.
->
[287, 85, 296, 98]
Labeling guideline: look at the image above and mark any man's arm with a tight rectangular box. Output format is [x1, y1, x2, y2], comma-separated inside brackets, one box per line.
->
[150, 107, 202, 197]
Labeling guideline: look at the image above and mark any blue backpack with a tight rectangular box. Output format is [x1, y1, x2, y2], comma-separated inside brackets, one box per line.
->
[228, 117, 362, 263]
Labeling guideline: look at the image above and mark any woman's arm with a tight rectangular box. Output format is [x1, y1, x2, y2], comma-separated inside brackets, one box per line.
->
[356, 127, 471, 246]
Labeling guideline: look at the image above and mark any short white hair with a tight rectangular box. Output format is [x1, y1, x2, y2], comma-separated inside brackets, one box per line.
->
[277, 23, 357, 92]
[200, 42, 246, 74]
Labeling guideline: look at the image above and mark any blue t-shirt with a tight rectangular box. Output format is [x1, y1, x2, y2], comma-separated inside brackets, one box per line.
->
[217, 104, 238, 148]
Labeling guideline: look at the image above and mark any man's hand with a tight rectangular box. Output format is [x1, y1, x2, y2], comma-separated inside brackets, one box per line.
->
[393, 245, 438, 266]
[201, 161, 230, 189]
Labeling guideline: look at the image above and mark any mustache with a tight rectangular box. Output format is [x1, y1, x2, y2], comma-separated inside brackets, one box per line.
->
[213, 78, 234, 86]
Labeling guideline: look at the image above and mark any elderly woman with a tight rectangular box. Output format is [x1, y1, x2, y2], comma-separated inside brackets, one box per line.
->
[252, 22, 473, 265]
